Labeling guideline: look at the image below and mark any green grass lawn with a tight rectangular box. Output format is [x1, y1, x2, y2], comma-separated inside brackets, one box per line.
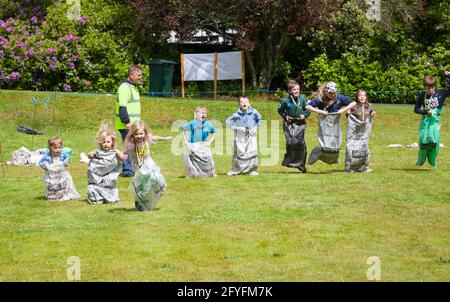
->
[0, 90, 449, 281]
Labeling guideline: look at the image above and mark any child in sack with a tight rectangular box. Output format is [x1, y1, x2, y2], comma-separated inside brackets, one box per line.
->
[39, 136, 81, 201]
[414, 72, 450, 168]
[87, 122, 127, 204]
[181, 106, 217, 178]
[122, 121, 172, 211]
[278, 80, 310, 173]
[345, 89, 376, 172]
[226, 96, 261, 176]
[305, 81, 356, 166]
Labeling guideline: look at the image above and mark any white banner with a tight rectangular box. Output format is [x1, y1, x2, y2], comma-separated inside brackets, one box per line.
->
[184, 53, 214, 81]
[218, 51, 242, 80]
[183, 51, 242, 81]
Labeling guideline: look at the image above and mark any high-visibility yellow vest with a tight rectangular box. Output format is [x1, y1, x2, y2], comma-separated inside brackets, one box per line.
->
[115, 82, 141, 130]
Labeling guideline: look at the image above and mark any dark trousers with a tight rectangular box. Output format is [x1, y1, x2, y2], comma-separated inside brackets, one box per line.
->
[119, 129, 133, 175]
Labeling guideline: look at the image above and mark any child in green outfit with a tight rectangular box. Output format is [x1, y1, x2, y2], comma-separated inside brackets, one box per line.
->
[414, 72, 450, 168]
[277, 80, 310, 173]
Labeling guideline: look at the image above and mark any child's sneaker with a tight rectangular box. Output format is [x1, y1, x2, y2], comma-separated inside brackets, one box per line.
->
[364, 168, 372, 173]
[249, 171, 259, 176]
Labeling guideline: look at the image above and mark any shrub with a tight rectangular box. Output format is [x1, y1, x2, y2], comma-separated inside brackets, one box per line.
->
[0, 1, 136, 92]
[302, 46, 449, 103]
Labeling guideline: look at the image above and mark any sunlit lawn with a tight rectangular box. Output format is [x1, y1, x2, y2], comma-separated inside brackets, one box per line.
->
[0, 90, 448, 281]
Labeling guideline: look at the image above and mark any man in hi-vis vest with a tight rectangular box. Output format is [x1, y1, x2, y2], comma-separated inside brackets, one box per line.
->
[116, 65, 142, 177]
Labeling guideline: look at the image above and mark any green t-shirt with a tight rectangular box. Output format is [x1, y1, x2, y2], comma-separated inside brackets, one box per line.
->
[278, 94, 310, 118]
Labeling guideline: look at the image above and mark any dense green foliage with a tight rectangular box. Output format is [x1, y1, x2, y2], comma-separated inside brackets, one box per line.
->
[0, 0, 449, 102]
[298, 0, 450, 103]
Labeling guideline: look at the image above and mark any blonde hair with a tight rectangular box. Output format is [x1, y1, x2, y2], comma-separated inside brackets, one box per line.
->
[195, 106, 208, 115]
[124, 121, 152, 146]
[96, 121, 118, 149]
[310, 83, 326, 100]
[194, 106, 208, 121]
[48, 136, 62, 148]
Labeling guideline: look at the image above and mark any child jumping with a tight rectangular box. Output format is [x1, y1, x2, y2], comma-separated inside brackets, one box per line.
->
[345, 89, 376, 172]
[123, 121, 172, 211]
[87, 122, 127, 204]
[225, 96, 261, 176]
[181, 106, 217, 178]
[306, 81, 356, 116]
[305, 81, 356, 166]
[39, 136, 80, 201]
[414, 72, 450, 168]
[278, 80, 310, 173]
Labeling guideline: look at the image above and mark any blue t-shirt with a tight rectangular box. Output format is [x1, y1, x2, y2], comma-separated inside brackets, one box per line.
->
[39, 151, 69, 168]
[225, 107, 261, 130]
[308, 94, 354, 113]
[181, 119, 216, 143]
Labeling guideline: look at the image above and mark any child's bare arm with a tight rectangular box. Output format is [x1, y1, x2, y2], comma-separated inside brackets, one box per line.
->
[207, 132, 216, 146]
[121, 143, 131, 154]
[152, 135, 173, 141]
[116, 150, 128, 161]
[305, 105, 328, 115]
[338, 101, 357, 115]
[182, 131, 188, 144]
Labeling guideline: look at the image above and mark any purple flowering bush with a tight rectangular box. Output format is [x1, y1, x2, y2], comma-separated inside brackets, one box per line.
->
[0, 0, 134, 92]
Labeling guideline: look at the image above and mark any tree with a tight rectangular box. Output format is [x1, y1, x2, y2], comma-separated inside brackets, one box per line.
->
[131, 0, 342, 89]
[414, 0, 450, 48]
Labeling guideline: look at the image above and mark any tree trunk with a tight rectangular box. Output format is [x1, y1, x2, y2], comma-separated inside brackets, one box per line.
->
[247, 48, 274, 90]
[246, 32, 289, 90]
[245, 50, 258, 88]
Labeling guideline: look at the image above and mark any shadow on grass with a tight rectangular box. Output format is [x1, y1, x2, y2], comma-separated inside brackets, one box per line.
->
[172, 174, 224, 179]
[246, 169, 348, 175]
[33, 196, 93, 203]
[173, 175, 187, 179]
[291, 169, 346, 175]
[391, 168, 433, 172]
[108, 207, 161, 213]
[263, 171, 309, 175]
[306, 171, 335, 175]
